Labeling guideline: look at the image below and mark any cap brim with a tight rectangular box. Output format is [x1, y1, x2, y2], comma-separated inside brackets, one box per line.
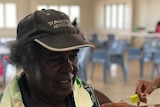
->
[34, 33, 94, 51]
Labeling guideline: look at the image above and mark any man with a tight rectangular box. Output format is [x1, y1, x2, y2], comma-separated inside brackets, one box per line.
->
[0, 9, 113, 107]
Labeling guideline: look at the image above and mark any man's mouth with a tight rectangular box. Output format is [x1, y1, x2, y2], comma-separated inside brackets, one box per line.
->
[57, 73, 74, 88]
[58, 79, 72, 89]
[60, 80, 71, 83]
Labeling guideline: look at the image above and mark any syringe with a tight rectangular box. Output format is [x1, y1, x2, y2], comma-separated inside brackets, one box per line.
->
[120, 94, 140, 103]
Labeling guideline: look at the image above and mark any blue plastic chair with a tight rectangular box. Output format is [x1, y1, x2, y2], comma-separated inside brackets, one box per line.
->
[90, 49, 108, 83]
[127, 47, 143, 77]
[151, 51, 160, 80]
[142, 38, 156, 62]
[107, 40, 127, 82]
[77, 47, 91, 82]
[140, 37, 160, 79]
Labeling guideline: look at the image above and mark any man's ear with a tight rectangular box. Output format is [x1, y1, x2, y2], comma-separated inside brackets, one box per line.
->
[23, 62, 34, 73]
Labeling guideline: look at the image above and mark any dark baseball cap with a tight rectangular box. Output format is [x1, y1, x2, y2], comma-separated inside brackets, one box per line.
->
[17, 9, 94, 51]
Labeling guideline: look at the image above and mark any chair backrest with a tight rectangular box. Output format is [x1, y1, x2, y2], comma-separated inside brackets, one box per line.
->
[143, 38, 158, 51]
[91, 49, 107, 62]
[91, 33, 104, 49]
[108, 40, 126, 55]
[107, 34, 116, 49]
[142, 38, 159, 62]
[107, 34, 115, 41]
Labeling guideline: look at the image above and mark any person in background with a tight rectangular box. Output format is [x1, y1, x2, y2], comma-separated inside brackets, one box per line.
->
[155, 21, 160, 33]
[0, 9, 113, 107]
[154, 21, 160, 38]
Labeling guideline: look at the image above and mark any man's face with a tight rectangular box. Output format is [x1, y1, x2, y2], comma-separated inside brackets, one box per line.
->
[28, 47, 79, 99]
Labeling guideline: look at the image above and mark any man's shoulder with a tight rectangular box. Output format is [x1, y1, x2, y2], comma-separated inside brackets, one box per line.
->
[75, 78, 100, 107]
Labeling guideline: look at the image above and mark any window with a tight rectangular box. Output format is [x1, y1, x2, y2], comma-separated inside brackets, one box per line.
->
[70, 6, 80, 23]
[37, 5, 47, 10]
[59, 5, 69, 15]
[0, 3, 17, 28]
[37, 5, 80, 23]
[48, 5, 58, 10]
[105, 3, 127, 30]
[105, 5, 111, 28]
[111, 4, 117, 29]
[0, 4, 4, 28]
[118, 4, 124, 29]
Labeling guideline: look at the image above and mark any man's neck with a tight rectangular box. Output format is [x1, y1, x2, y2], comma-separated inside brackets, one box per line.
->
[30, 95, 67, 107]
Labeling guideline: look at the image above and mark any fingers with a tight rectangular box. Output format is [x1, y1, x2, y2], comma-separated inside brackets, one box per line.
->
[136, 80, 146, 95]
[140, 93, 148, 103]
[136, 80, 148, 103]
[136, 80, 144, 99]
[137, 102, 140, 107]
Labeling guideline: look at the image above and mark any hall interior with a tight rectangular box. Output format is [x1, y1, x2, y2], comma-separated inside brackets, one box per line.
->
[0, 0, 160, 106]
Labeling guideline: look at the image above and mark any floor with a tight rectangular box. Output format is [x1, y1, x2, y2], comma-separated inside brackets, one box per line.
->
[0, 60, 160, 106]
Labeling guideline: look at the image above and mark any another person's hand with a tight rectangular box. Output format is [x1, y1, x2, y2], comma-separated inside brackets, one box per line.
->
[136, 79, 156, 103]
[101, 102, 135, 107]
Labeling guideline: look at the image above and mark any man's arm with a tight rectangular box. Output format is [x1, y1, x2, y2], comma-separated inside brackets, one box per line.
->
[94, 89, 112, 104]
[101, 102, 160, 107]
[93, 90, 160, 107]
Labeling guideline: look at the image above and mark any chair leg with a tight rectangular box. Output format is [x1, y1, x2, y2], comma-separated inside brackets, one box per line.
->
[127, 59, 131, 76]
[91, 62, 95, 80]
[158, 64, 160, 76]
[120, 59, 127, 82]
[103, 62, 107, 83]
[139, 59, 144, 78]
[151, 63, 157, 80]
[107, 62, 111, 79]
[151, 63, 160, 80]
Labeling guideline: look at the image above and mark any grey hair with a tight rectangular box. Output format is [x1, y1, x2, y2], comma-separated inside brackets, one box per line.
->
[9, 40, 42, 69]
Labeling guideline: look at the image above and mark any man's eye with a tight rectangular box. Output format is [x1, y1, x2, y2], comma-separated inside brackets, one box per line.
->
[69, 55, 77, 62]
